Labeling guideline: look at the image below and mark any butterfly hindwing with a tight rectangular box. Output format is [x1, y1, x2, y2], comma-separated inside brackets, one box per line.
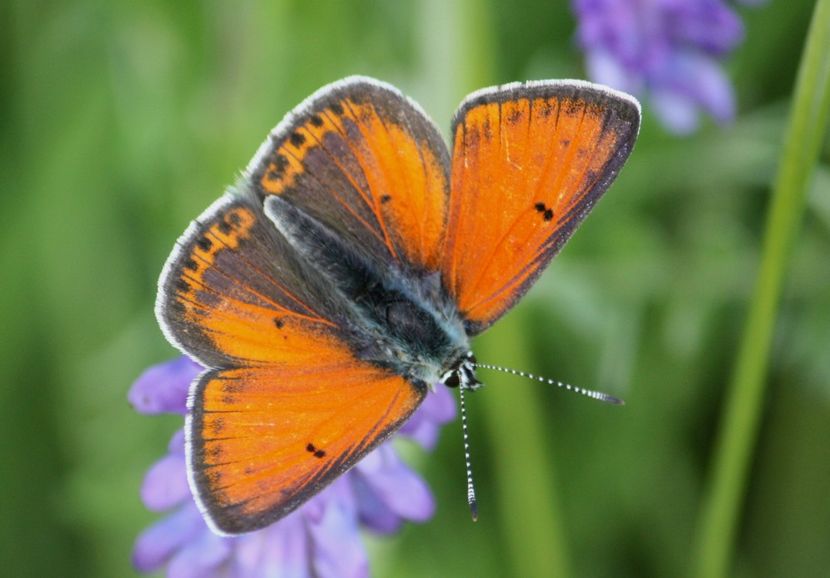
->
[249, 76, 451, 274]
[442, 81, 641, 334]
[189, 362, 425, 534]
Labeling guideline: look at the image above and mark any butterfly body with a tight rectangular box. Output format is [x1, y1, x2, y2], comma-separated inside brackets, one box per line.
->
[156, 76, 640, 534]
[264, 191, 470, 387]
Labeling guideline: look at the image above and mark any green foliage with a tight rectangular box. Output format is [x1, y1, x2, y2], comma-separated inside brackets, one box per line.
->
[693, 2, 830, 577]
[1, 0, 827, 576]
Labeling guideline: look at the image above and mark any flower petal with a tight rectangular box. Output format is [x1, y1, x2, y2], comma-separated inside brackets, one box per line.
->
[140, 453, 190, 511]
[308, 478, 369, 578]
[686, 54, 736, 123]
[129, 357, 201, 415]
[167, 529, 232, 578]
[132, 505, 205, 572]
[355, 445, 435, 523]
[251, 514, 313, 578]
[400, 387, 456, 450]
[651, 88, 701, 134]
[351, 471, 402, 534]
[586, 50, 644, 95]
[229, 531, 268, 578]
[168, 428, 185, 455]
[667, 1, 743, 55]
[572, 0, 761, 134]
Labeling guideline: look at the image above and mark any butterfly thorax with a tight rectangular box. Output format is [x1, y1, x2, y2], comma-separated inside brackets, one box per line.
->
[357, 284, 471, 386]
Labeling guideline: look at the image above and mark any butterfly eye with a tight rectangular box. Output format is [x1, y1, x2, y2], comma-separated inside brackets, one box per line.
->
[443, 372, 460, 388]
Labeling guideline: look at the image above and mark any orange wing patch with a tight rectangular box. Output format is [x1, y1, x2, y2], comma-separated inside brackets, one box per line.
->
[158, 196, 353, 368]
[251, 80, 450, 272]
[442, 83, 640, 333]
[190, 362, 425, 534]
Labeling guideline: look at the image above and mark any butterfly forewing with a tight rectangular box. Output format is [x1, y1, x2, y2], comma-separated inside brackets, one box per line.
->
[249, 77, 451, 274]
[156, 195, 360, 367]
[441, 81, 640, 334]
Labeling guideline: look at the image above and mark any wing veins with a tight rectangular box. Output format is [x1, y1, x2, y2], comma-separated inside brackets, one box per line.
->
[339, 99, 401, 261]
[280, 136, 390, 251]
[189, 222, 331, 322]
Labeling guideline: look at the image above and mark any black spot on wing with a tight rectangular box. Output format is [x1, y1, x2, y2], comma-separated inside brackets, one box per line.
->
[306, 442, 326, 459]
[265, 154, 289, 182]
[209, 417, 224, 435]
[533, 202, 555, 222]
[506, 106, 523, 124]
[274, 154, 288, 173]
[290, 131, 305, 147]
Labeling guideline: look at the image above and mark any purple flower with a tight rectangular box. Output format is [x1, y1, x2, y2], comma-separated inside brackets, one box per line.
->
[131, 357, 456, 578]
[572, 0, 764, 134]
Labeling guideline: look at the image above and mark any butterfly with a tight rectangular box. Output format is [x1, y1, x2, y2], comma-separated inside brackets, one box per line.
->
[156, 76, 640, 535]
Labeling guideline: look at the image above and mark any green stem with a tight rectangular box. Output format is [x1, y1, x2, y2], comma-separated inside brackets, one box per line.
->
[692, 3, 830, 578]
[476, 308, 572, 578]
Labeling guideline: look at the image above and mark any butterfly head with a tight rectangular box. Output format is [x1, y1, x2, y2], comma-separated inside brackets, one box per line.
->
[439, 351, 482, 391]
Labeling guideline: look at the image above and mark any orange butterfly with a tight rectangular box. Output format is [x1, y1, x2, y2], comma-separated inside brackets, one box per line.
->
[156, 76, 640, 534]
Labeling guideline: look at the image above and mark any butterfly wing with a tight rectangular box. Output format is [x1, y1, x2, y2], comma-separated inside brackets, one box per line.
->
[248, 76, 450, 274]
[157, 194, 426, 534]
[157, 194, 354, 368]
[190, 364, 423, 534]
[441, 81, 641, 334]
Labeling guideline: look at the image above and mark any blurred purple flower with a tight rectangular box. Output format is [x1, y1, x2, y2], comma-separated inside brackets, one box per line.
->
[572, 0, 765, 134]
[131, 357, 456, 578]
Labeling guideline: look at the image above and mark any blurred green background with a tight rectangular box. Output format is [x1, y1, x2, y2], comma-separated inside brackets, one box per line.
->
[1, 1, 828, 577]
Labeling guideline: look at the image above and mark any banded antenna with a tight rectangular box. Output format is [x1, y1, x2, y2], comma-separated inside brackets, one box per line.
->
[458, 385, 478, 521]
[472, 363, 625, 405]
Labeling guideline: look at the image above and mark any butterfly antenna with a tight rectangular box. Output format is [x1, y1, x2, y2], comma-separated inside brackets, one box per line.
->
[458, 385, 479, 521]
[472, 363, 625, 405]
